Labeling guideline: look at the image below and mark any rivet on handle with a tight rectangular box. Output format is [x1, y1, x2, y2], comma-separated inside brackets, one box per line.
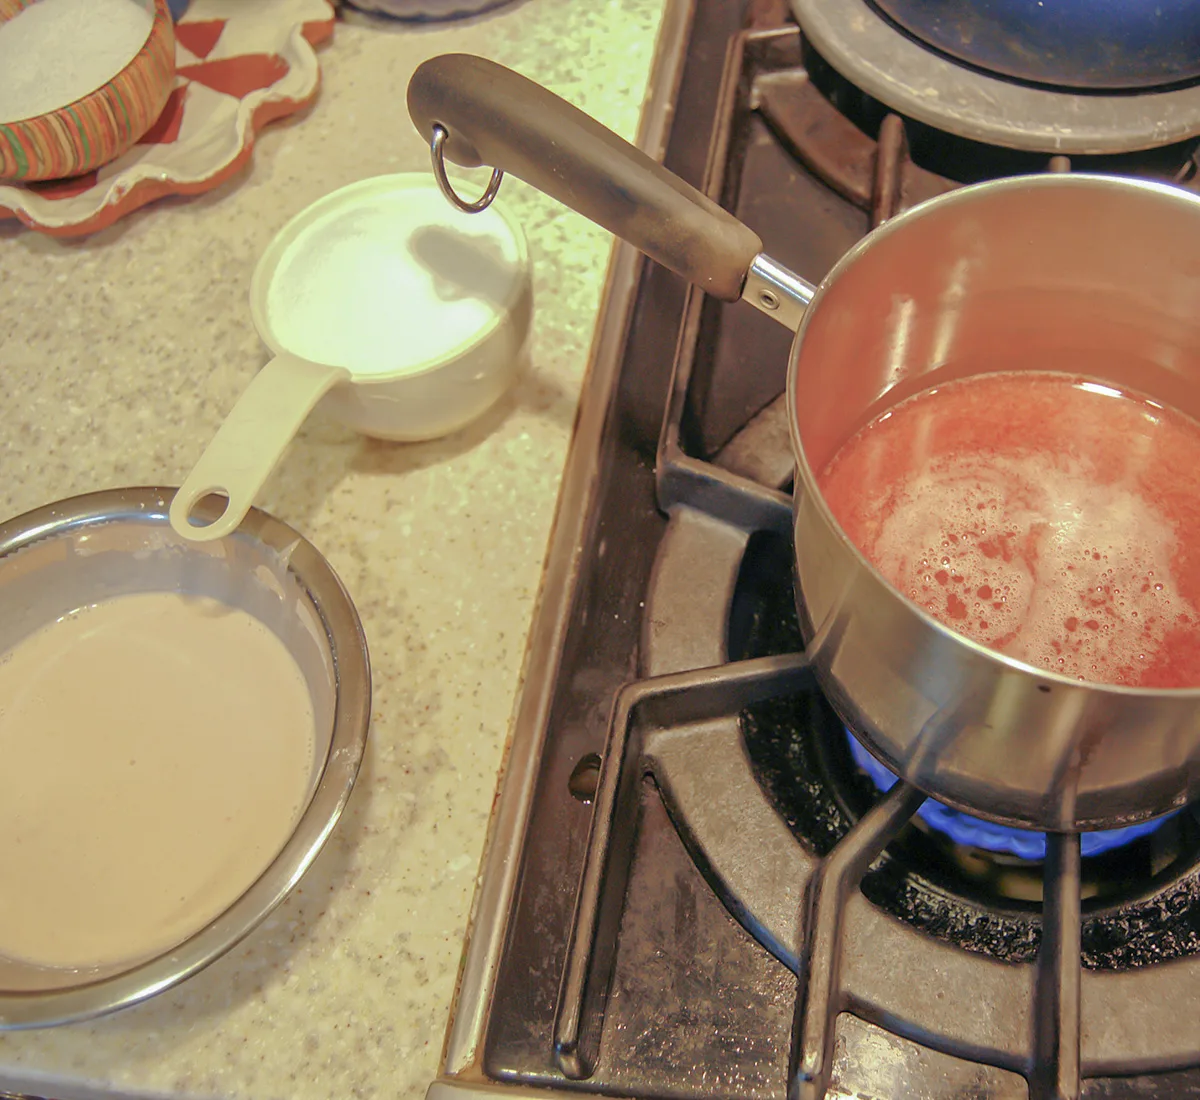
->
[430, 123, 504, 213]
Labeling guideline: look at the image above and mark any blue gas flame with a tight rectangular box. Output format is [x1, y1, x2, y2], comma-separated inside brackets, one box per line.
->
[845, 730, 1171, 860]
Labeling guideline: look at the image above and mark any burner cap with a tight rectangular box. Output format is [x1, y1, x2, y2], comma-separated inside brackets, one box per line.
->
[794, 0, 1200, 153]
[845, 730, 1172, 859]
[874, 0, 1200, 91]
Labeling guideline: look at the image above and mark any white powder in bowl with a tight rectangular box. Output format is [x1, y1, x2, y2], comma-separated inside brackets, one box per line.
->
[262, 182, 526, 378]
[0, 0, 154, 124]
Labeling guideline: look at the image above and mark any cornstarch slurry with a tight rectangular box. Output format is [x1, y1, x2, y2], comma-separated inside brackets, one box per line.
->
[0, 592, 316, 970]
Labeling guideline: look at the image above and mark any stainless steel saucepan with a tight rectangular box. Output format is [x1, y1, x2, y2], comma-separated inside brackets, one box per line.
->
[408, 53, 1200, 832]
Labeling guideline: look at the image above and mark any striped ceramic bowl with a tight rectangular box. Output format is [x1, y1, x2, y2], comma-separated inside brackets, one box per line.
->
[0, 0, 175, 182]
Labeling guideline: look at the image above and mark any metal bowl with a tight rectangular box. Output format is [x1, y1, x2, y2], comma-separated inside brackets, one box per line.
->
[0, 488, 370, 1028]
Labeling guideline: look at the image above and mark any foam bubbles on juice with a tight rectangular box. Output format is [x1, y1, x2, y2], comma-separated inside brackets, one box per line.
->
[874, 453, 1183, 684]
[817, 373, 1200, 688]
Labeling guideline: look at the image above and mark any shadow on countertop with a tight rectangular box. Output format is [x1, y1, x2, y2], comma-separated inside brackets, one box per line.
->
[262, 355, 578, 538]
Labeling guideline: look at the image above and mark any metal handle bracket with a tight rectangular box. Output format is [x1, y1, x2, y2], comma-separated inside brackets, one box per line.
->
[430, 123, 504, 213]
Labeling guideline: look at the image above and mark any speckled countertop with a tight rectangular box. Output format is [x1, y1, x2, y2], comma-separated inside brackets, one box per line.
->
[0, 1, 666, 1096]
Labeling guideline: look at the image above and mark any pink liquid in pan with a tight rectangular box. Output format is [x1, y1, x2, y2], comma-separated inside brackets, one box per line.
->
[816, 372, 1200, 689]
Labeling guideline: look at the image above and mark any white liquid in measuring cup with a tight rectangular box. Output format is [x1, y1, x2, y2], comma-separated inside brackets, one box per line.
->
[0, 592, 316, 970]
[263, 183, 526, 378]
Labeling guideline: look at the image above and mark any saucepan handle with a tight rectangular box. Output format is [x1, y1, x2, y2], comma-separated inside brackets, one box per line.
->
[407, 53, 767, 305]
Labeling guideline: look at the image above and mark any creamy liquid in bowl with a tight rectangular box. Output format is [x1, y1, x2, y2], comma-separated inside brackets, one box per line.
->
[0, 591, 315, 970]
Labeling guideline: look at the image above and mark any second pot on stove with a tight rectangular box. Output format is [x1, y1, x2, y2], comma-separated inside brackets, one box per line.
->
[408, 53, 1200, 833]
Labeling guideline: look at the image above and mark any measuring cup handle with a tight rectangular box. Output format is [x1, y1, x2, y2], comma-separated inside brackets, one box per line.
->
[407, 53, 764, 303]
[170, 354, 348, 543]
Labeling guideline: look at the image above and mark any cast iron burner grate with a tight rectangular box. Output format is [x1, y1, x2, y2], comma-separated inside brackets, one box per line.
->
[466, 7, 1200, 1100]
[546, 23, 1200, 1099]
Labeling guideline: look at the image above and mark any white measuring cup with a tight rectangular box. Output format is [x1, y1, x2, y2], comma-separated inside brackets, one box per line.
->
[170, 173, 532, 543]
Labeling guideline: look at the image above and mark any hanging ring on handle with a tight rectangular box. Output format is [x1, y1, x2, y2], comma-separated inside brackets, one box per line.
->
[430, 123, 504, 213]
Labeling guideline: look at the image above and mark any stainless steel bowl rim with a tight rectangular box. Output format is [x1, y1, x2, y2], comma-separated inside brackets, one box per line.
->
[0, 487, 371, 1029]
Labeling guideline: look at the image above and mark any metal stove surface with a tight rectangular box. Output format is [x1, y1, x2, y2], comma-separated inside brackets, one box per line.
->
[426, 3, 1200, 1099]
[794, 0, 1200, 155]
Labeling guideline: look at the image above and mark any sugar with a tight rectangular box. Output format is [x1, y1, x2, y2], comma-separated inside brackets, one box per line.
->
[0, 0, 154, 124]
[263, 184, 525, 378]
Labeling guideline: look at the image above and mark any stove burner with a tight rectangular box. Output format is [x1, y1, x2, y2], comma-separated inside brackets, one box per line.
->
[844, 731, 1173, 861]
[729, 530, 1200, 963]
[786, 45, 1200, 193]
[793, 0, 1200, 154]
[623, 492, 1200, 1090]
[872, 0, 1200, 92]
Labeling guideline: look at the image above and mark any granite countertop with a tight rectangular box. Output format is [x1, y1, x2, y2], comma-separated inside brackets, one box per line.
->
[0, 1, 666, 1096]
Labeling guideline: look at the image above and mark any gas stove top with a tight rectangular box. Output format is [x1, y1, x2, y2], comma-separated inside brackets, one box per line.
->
[426, 3, 1200, 1099]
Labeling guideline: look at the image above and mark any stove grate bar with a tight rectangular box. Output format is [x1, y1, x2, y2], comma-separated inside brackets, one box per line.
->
[659, 451, 792, 535]
[551, 653, 812, 1080]
[786, 781, 926, 1100]
[754, 47, 956, 222]
[1031, 833, 1083, 1100]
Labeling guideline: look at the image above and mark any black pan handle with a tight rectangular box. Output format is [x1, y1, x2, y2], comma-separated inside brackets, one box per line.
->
[407, 53, 764, 303]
